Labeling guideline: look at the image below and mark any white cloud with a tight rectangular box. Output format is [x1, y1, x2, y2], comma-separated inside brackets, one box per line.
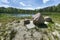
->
[43, 0, 50, 3]
[0, 4, 10, 7]
[20, 7, 35, 10]
[1, 0, 9, 3]
[19, 2, 32, 6]
[55, 4, 58, 6]
[20, 7, 43, 10]
[20, 2, 26, 6]
[26, 8, 34, 10]
[36, 7, 42, 9]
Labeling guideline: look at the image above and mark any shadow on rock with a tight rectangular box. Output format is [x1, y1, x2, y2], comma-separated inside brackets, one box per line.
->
[36, 23, 48, 28]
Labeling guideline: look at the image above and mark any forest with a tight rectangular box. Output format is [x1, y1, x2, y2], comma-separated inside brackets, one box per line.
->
[38, 4, 60, 12]
[0, 4, 60, 14]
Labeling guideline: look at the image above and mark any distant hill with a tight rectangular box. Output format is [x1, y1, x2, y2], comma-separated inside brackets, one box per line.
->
[38, 4, 60, 12]
[0, 7, 35, 14]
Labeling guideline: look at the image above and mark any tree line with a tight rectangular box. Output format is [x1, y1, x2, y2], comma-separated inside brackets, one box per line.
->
[38, 4, 60, 12]
[0, 4, 60, 14]
[0, 7, 36, 14]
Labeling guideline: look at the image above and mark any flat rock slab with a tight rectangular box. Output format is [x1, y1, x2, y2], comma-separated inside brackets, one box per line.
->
[26, 21, 35, 29]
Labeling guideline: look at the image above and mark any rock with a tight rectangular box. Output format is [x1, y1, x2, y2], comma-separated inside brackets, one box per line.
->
[42, 34, 49, 40]
[44, 21, 49, 25]
[33, 32, 42, 40]
[48, 33, 55, 40]
[52, 30, 60, 39]
[33, 13, 44, 26]
[24, 19, 30, 25]
[44, 16, 54, 23]
[26, 21, 35, 29]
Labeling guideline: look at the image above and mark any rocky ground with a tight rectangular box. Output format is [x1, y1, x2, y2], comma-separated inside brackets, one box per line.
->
[0, 20, 60, 40]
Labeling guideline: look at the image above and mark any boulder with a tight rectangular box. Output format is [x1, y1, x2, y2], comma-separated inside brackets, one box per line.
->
[26, 21, 35, 29]
[24, 19, 30, 25]
[44, 16, 54, 23]
[33, 13, 44, 26]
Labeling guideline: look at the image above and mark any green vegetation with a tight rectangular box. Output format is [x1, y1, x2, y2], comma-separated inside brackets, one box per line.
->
[0, 4, 60, 14]
[38, 4, 60, 12]
[0, 7, 36, 14]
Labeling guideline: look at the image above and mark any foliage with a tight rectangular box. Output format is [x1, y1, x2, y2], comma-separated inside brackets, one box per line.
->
[38, 4, 60, 12]
[0, 7, 36, 14]
[0, 4, 60, 14]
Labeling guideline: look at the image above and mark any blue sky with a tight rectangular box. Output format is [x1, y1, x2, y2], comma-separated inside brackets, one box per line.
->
[0, 0, 60, 10]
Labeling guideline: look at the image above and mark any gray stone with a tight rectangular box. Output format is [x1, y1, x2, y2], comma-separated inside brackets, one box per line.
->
[47, 33, 55, 40]
[33, 32, 42, 40]
[24, 19, 30, 25]
[33, 13, 44, 26]
[26, 21, 35, 29]
[42, 34, 49, 40]
[44, 16, 53, 23]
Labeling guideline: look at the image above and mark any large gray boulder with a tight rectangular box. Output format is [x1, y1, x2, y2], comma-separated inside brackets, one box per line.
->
[33, 13, 44, 26]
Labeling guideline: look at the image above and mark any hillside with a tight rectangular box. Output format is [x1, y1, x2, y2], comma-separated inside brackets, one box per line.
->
[38, 4, 60, 12]
[0, 4, 60, 14]
[0, 7, 35, 14]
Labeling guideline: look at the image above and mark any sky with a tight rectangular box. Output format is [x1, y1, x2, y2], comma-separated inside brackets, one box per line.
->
[0, 0, 60, 10]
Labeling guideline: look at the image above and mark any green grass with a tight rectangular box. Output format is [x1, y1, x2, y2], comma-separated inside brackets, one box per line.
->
[0, 14, 20, 25]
